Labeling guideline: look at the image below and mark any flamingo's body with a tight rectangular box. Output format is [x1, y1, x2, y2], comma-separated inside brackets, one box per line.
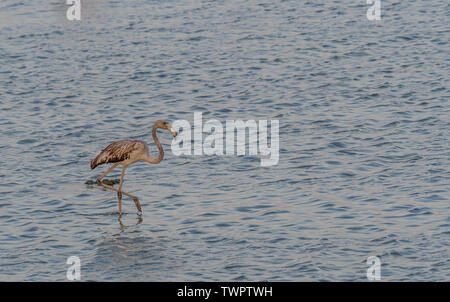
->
[91, 120, 177, 217]
[91, 140, 150, 169]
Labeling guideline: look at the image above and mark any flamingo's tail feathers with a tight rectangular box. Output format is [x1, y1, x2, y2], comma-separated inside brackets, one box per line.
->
[90, 159, 98, 170]
[90, 152, 104, 170]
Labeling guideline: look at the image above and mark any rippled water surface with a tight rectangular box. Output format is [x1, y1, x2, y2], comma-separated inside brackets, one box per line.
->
[0, 1, 449, 281]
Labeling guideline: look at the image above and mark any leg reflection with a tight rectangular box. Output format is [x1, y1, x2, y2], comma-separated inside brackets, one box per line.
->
[117, 214, 144, 229]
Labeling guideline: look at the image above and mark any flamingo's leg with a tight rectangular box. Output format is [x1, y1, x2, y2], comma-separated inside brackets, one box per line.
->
[133, 197, 143, 215]
[98, 181, 138, 201]
[96, 163, 120, 185]
[117, 166, 126, 198]
[118, 197, 123, 217]
[117, 166, 125, 216]
[96, 163, 142, 215]
[118, 166, 143, 214]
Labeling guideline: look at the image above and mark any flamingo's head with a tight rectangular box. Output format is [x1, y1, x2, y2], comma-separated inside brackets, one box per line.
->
[155, 120, 177, 137]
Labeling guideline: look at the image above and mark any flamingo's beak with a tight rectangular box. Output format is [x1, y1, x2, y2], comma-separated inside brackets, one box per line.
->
[169, 126, 177, 137]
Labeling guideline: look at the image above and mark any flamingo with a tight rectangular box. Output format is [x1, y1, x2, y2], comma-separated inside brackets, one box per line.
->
[90, 120, 177, 217]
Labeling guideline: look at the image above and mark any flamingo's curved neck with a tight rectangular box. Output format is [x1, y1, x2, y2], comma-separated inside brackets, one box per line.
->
[145, 125, 164, 164]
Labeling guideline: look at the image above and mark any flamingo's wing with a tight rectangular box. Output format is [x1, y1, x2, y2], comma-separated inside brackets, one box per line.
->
[90, 140, 145, 169]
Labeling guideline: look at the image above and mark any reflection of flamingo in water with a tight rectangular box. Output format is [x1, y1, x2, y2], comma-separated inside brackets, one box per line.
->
[90, 120, 177, 217]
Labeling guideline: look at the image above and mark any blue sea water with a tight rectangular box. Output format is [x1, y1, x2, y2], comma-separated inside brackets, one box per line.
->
[0, 0, 449, 281]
